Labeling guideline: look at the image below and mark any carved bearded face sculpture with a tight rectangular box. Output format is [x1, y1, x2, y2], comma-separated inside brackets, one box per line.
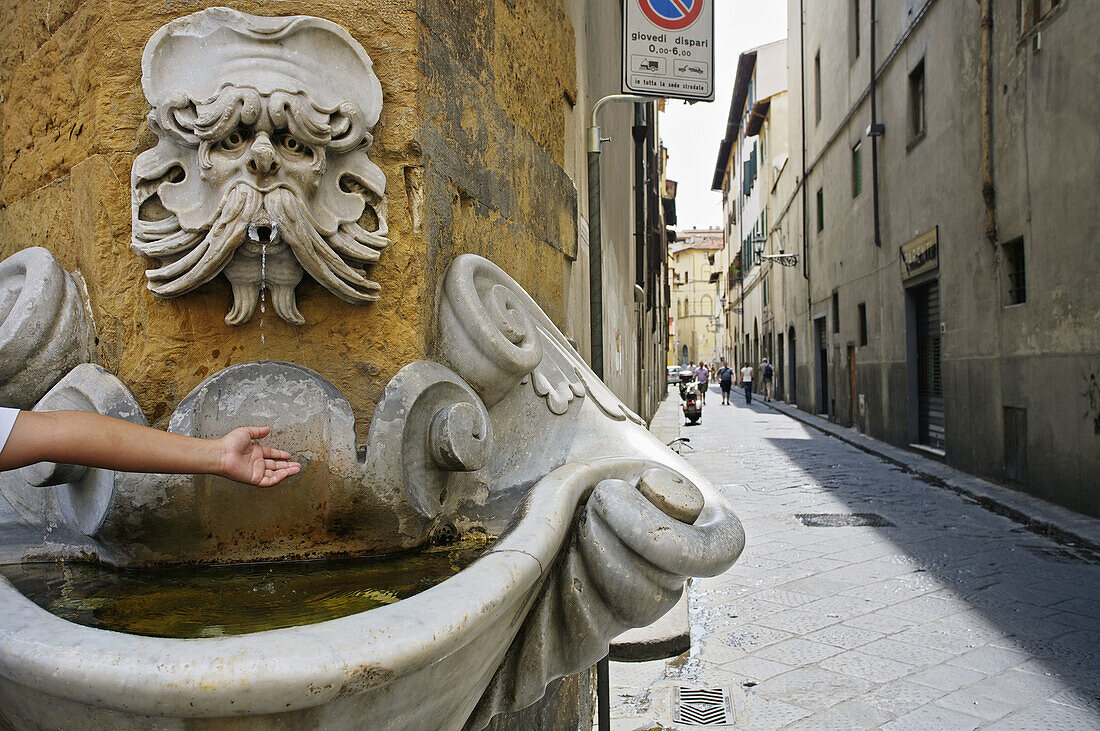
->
[131, 9, 389, 325]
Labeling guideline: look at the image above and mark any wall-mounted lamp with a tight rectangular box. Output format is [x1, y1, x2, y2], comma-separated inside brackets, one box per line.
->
[751, 234, 767, 257]
[866, 123, 886, 138]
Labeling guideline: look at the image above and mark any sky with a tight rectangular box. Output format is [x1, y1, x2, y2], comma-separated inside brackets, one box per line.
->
[660, 1, 788, 231]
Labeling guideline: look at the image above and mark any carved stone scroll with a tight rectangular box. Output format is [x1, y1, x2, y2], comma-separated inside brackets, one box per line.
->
[365, 361, 493, 519]
[467, 458, 745, 729]
[0, 247, 91, 408]
[439, 254, 644, 424]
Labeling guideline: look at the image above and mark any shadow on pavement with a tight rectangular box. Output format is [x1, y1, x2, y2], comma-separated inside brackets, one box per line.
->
[756, 429, 1100, 703]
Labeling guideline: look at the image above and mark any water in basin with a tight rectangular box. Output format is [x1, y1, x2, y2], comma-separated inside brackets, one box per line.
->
[0, 533, 490, 639]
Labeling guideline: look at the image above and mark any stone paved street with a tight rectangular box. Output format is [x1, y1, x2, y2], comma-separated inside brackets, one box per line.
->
[606, 386, 1100, 729]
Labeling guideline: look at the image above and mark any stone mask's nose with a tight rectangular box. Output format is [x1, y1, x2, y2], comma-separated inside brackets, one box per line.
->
[247, 133, 279, 175]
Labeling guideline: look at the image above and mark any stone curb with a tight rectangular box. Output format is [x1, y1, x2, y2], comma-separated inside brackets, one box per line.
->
[760, 397, 1100, 554]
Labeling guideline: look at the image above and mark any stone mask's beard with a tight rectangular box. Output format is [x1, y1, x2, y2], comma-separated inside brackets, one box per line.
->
[263, 187, 383, 305]
[143, 183, 262, 297]
[138, 182, 382, 325]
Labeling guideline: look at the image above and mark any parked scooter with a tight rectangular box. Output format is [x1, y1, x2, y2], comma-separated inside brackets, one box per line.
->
[678, 369, 702, 425]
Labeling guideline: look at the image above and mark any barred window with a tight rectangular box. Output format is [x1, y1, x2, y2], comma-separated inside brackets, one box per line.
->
[1003, 238, 1027, 305]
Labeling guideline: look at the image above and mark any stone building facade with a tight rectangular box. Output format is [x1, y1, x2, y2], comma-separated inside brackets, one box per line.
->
[0, 0, 671, 431]
[713, 40, 790, 379]
[712, 0, 1098, 516]
[668, 228, 724, 368]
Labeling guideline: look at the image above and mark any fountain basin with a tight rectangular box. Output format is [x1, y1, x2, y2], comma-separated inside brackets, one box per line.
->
[0, 246, 746, 728]
[0, 457, 742, 728]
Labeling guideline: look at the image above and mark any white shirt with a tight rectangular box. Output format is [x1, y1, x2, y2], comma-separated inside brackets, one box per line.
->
[740, 366, 753, 382]
[0, 407, 18, 454]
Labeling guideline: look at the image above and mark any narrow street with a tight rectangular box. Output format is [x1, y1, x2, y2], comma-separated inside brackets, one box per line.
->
[608, 386, 1100, 729]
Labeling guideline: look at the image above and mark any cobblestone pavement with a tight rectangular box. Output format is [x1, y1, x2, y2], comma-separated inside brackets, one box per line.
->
[606, 387, 1100, 730]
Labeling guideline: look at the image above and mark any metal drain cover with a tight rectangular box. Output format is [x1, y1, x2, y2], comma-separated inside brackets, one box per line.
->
[673, 686, 733, 726]
[795, 513, 895, 527]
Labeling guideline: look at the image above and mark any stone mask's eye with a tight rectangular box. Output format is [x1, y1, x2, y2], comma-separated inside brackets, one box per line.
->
[279, 134, 313, 159]
[219, 129, 249, 151]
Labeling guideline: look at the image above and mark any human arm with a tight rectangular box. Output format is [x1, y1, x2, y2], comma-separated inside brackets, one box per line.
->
[0, 410, 300, 488]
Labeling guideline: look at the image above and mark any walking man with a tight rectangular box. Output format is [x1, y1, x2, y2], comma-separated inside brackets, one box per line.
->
[694, 361, 709, 404]
[761, 357, 774, 403]
[740, 362, 754, 404]
[716, 360, 734, 405]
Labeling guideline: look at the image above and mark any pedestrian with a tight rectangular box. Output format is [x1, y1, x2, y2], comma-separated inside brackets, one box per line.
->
[740, 362, 754, 404]
[694, 360, 709, 404]
[0, 408, 300, 487]
[762, 357, 774, 403]
[716, 360, 734, 405]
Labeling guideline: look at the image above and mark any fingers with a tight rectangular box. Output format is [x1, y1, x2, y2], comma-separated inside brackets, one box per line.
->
[260, 445, 293, 460]
[263, 457, 301, 471]
[242, 426, 271, 440]
[255, 461, 301, 488]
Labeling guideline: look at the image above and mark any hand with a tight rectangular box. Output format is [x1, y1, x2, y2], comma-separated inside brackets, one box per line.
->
[216, 426, 301, 487]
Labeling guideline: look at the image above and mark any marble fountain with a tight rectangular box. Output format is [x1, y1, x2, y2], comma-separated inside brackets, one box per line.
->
[0, 9, 744, 729]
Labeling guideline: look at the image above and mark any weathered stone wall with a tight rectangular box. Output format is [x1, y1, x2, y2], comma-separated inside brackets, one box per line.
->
[417, 0, 579, 342]
[0, 0, 581, 441]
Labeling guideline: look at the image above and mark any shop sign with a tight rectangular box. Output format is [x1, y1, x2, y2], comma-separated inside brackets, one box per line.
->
[900, 226, 939, 281]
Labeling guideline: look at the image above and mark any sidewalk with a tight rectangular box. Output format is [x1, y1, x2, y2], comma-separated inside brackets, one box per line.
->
[759, 397, 1100, 553]
[605, 386, 1100, 729]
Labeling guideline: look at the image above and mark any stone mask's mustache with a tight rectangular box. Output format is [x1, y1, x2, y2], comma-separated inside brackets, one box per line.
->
[140, 181, 385, 320]
[143, 182, 262, 297]
[264, 188, 382, 303]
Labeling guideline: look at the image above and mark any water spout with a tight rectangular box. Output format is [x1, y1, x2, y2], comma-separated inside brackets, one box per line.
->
[246, 222, 278, 343]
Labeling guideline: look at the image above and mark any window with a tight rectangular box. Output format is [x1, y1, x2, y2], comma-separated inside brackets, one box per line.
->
[816, 187, 824, 232]
[832, 291, 840, 333]
[858, 303, 868, 345]
[851, 142, 863, 198]
[814, 51, 822, 124]
[850, 0, 861, 63]
[1020, 0, 1064, 35]
[1003, 237, 1027, 304]
[908, 60, 926, 145]
[742, 143, 758, 197]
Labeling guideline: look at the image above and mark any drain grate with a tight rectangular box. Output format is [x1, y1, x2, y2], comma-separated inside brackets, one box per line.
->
[795, 513, 895, 527]
[673, 686, 733, 726]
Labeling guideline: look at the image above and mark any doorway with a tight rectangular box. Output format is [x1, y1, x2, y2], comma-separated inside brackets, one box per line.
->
[907, 280, 944, 450]
[777, 336, 785, 401]
[813, 316, 828, 415]
[847, 344, 857, 427]
[788, 326, 797, 404]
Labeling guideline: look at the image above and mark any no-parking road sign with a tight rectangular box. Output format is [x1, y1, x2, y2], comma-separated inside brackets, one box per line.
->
[623, 0, 714, 102]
